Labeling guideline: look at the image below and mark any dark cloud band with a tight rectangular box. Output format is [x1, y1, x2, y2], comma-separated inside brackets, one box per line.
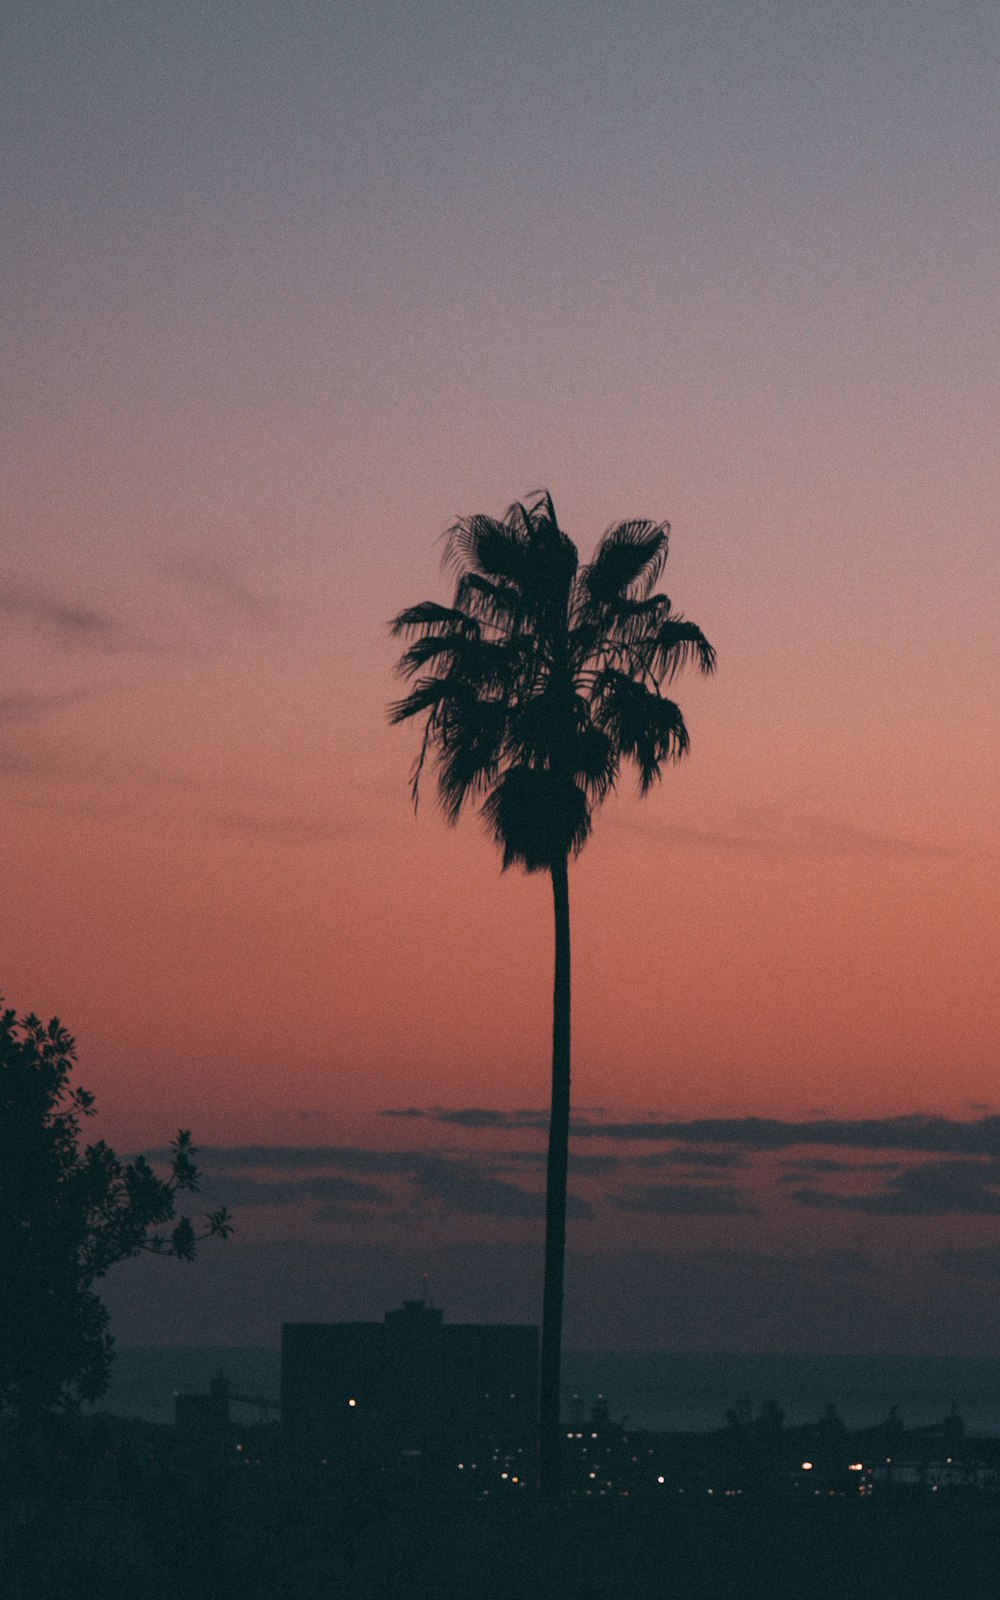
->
[388, 1109, 1000, 1156]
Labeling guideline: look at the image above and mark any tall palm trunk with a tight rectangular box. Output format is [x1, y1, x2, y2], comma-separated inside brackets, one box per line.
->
[539, 851, 571, 1499]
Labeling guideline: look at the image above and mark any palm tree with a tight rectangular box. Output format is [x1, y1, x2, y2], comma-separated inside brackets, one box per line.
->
[389, 491, 715, 1497]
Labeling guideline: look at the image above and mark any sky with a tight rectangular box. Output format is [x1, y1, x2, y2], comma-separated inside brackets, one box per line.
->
[4, 0, 1000, 1353]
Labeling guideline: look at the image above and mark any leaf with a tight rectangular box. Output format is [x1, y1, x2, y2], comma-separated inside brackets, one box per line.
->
[388, 601, 479, 638]
[582, 520, 670, 604]
[653, 615, 718, 681]
[594, 672, 690, 791]
[170, 1217, 197, 1261]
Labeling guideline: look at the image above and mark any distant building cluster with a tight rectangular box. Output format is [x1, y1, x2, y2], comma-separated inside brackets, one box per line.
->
[555, 1396, 1000, 1501]
[170, 1300, 1000, 1499]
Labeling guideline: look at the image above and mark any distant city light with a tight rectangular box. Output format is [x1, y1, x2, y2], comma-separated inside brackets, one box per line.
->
[849, 1463, 863, 1472]
[348, 1398, 357, 1407]
[657, 1476, 665, 1485]
[801, 1462, 813, 1471]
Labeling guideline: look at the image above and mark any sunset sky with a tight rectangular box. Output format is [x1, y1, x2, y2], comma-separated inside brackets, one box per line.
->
[4, 0, 1000, 1353]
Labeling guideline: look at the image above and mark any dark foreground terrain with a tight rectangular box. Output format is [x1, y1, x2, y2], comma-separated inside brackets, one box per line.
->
[3, 1416, 1000, 1599]
[4, 1491, 1000, 1599]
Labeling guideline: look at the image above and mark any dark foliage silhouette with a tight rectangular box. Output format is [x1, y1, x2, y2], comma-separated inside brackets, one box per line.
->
[0, 1003, 232, 1416]
[390, 491, 714, 1495]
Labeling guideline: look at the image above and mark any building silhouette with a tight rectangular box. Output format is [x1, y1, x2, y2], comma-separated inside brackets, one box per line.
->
[174, 1374, 280, 1436]
[282, 1299, 538, 1466]
[174, 1373, 231, 1438]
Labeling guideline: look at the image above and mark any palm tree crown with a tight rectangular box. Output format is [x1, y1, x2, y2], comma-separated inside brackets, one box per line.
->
[390, 491, 716, 857]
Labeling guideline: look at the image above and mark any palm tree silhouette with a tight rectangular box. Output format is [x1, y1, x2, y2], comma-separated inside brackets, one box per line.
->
[390, 491, 715, 1496]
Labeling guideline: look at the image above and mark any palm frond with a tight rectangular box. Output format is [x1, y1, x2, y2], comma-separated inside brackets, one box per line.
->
[409, 717, 434, 808]
[581, 520, 670, 604]
[387, 676, 457, 725]
[395, 632, 516, 689]
[513, 504, 579, 620]
[389, 601, 478, 638]
[594, 671, 690, 791]
[394, 632, 466, 677]
[653, 616, 717, 681]
[389, 676, 506, 813]
[505, 498, 536, 540]
[506, 490, 563, 542]
[436, 698, 506, 821]
[569, 716, 617, 803]
[606, 594, 670, 633]
[446, 500, 577, 626]
[585, 595, 672, 664]
[454, 572, 525, 632]
[443, 515, 531, 588]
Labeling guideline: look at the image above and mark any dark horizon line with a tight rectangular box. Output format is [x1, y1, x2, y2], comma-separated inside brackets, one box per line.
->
[111, 1341, 1000, 1362]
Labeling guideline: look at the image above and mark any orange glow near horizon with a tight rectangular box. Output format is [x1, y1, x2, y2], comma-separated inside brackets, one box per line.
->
[5, 683, 998, 1144]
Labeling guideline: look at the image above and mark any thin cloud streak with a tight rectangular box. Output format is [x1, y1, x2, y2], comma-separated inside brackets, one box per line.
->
[205, 810, 345, 843]
[398, 1109, 1000, 1156]
[411, 1107, 550, 1131]
[0, 588, 159, 654]
[149, 1137, 1000, 1227]
[153, 1145, 590, 1222]
[161, 556, 271, 620]
[0, 689, 103, 725]
[579, 1114, 1000, 1155]
[150, 1144, 428, 1173]
[483, 1150, 622, 1177]
[197, 1173, 388, 1208]
[792, 1159, 1000, 1216]
[411, 1155, 592, 1220]
[610, 1182, 753, 1216]
[613, 805, 958, 861]
[633, 1149, 749, 1170]
[776, 1160, 903, 1181]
